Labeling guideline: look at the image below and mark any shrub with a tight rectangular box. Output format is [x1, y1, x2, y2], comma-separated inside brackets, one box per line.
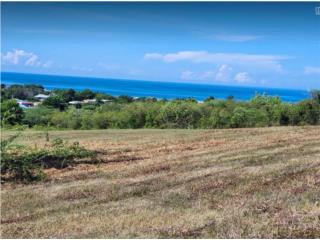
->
[42, 95, 68, 111]
[23, 106, 56, 127]
[310, 89, 320, 104]
[1, 134, 96, 182]
[50, 111, 69, 129]
[1, 99, 24, 126]
[158, 101, 201, 128]
[230, 107, 269, 128]
[208, 109, 232, 129]
[81, 112, 94, 129]
[92, 112, 110, 129]
[297, 100, 320, 125]
[145, 103, 162, 128]
[75, 89, 96, 101]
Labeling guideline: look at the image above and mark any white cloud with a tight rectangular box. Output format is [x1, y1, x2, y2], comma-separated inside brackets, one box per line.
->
[234, 72, 251, 83]
[212, 34, 262, 42]
[144, 53, 163, 60]
[1, 49, 31, 65]
[144, 51, 289, 71]
[1, 49, 52, 68]
[304, 66, 320, 74]
[25, 54, 40, 66]
[215, 64, 233, 82]
[181, 70, 196, 80]
[180, 64, 234, 82]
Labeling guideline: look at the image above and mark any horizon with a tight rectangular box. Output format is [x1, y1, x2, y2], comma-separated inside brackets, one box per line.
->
[1, 71, 313, 92]
[1, 2, 320, 90]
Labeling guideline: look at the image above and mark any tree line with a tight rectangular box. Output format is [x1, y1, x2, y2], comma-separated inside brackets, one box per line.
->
[1, 84, 320, 129]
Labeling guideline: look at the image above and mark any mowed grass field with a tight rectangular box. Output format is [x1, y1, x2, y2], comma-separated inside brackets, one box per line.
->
[1, 127, 320, 238]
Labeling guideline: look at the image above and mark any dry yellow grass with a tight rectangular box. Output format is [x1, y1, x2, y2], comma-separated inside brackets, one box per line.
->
[1, 126, 320, 238]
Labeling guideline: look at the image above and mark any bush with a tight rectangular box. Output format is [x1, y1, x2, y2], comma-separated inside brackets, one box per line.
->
[297, 100, 320, 125]
[75, 89, 96, 101]
[81, 112, 95, 129]
[1, 99, 24, 126]
[92, 112, 110, 129]
[23, 106, 56, 127]
[1, 132, 43, 181]
[1, 133, 96, 182]
[158, 101, 201, 128]
[231, 107, 269, 128]
[310, 90, 320, 104]
[42, 95, 68, 111]
[50, 111, 69, 129]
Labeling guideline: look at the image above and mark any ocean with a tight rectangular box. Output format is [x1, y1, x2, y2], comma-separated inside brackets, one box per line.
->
[1, 72, 310, 102]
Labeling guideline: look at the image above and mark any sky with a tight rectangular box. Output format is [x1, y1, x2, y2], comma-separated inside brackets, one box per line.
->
[1, 2, 320, 90]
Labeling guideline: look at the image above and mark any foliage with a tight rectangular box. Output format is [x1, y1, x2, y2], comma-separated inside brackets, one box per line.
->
[23, 106, 57, 127]
[1, 84, 319, 130]
[158, 101, 201, 128]
[75, 89, 96, 101]
[310, 89, 320, 104]
[1, 84, 45, 100]
[42, 95, 68, 111]
[1, 99, 25, 126]
[1, 133, 96, 182]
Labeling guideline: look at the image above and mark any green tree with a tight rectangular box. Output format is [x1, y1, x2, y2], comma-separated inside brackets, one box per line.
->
[1, 99, 24, 126]
[298, 100, 320, 125]
[204, 96, 215, 102]
[116, 95, 134, 104]
[158, 101, 201, 128]
[4, 84, 44, 100]
[53, 89, 76, 102]
[231, 107, 269, 128]
[310, 89, 320, 104]
[75, 89, 95, 100]
[42, 95, 68, 111]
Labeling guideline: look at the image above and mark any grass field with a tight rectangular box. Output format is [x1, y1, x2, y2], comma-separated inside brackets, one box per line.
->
[1, 127, 320, 238]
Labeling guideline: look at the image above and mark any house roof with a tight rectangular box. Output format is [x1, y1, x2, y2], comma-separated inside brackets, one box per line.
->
[34, 94, 49, 98]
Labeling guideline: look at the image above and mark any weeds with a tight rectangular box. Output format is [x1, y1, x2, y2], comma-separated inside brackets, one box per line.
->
[1, 132, 96, 182]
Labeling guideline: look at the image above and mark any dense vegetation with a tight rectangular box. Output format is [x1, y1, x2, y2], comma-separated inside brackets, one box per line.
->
[1, 84, 320, 129]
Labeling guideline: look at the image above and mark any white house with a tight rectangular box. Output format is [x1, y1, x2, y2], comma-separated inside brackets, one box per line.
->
[69, 101, 82, 105]
[34, 94, 50, 101]
[83, 99, 97, 103]
[16, 99, 34, 109]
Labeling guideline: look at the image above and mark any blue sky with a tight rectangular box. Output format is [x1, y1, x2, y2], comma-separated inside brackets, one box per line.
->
[1, 2, 320, 89]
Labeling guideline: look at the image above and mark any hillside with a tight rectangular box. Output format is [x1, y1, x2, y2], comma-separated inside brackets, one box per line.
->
[1, 127, 320, 238]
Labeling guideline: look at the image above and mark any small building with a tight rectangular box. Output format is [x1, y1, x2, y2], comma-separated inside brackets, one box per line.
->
[34, 94, 50, 101]
[69, 101, 82, 105]
[101, 99, 113, 103]
[83, 99, 97, 103]
[16, 99, 34, 109]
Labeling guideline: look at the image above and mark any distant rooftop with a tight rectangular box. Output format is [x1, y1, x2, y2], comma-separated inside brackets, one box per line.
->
[34, 94, 49, 99]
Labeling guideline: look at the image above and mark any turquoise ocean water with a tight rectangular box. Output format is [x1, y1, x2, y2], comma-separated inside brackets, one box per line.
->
[1, 72, 310, 102]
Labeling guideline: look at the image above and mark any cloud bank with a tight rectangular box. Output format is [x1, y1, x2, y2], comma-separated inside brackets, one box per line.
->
[1, 49, 52, 68]
[144, 51, 290, 71]
[180, 64, 253, 84]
